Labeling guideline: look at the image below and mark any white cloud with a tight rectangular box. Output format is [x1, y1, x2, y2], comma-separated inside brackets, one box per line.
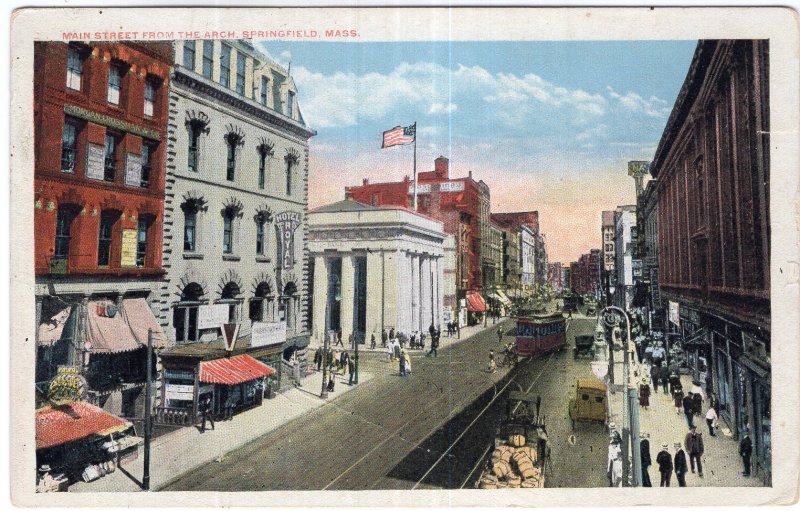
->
[428, 102, 458, 115]
[576, 124, 609, 141]
[606, 86, 671, 118]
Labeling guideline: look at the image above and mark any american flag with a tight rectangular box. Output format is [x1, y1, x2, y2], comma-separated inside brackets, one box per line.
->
[381, 124, 416, 148]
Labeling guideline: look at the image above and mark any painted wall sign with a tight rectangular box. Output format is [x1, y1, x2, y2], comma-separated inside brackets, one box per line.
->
[120, 229, 138, 267]
[407, 183, 432, 194]
[85, 143, 105, 180]
[275, 211, 301, 271]
[439, 181, 464, 192]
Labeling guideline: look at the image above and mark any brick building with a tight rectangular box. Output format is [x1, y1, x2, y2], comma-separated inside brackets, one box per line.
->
[34, 41, 172, 416]
[650, 40, 770, 481]
[346, 157, 490, 313]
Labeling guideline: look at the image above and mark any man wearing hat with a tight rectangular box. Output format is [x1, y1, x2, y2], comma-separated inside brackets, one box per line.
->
[684, 425, 705, 477]
[656, 443, 673, 487]
[638, 377, 651, 409]
[640, 433, 653, 487]
[674, 441, 689, 487]
[739, 430, 753, 477]
[607, 432, 623, 487]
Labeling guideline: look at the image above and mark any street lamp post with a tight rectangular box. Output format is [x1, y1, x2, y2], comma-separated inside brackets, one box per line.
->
[600, 305, 641, 488]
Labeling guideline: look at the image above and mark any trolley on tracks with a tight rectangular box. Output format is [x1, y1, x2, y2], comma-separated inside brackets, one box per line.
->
[475, 390, 549, 489]
[513, 312, 567, 357]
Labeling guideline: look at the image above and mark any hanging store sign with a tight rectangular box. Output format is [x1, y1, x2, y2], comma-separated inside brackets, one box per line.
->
[275, 211, 301, 271]
[120, 229, 138, 267]
[124, 153, 142, 187]
[668, 301, 680, 327]
[650, 268, 661, 307]
[85, 143, 105, 180]
[632, 259, 643, 278]
[198, 304, 229, 330]
[250, 321, 286, 348]
[222, 323, 240, 351]
[165, 383, 212, 401]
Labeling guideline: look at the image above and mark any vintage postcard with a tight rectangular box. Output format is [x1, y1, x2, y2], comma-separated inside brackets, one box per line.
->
[9, 6, 800, 507]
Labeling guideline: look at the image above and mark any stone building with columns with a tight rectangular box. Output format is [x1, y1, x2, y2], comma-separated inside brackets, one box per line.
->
[158, 39, 315, 375]
[308, 200, 448, 344]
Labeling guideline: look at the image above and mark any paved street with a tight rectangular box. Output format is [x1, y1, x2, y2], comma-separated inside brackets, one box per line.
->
[163, 312, 616, 491]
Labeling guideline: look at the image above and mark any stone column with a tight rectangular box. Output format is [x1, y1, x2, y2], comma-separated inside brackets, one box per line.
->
[365, 250, 383, 343]
[394, 250, 410, 334]
[312, 255, 328, 342]
[437, 255, 445, 328]
[411, 253, 420, 333]
[340, 254, 356, 342]
[420, 256, 432, 332]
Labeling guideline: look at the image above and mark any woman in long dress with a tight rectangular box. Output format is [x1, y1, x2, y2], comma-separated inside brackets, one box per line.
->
[639, 378, 651, 409]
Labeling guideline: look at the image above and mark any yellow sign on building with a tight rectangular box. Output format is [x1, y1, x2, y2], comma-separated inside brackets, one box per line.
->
[120, 228, 138, 267]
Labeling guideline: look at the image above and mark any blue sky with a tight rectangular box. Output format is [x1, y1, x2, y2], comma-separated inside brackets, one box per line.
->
[257, 40, 697, 262]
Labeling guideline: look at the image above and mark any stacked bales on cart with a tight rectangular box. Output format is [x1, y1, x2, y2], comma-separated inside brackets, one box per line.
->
[478, 435, 544, 489]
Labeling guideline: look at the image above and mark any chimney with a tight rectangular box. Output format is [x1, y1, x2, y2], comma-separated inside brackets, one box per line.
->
[434, 156, 449, 179]
[344, 189, 353, 200]
[468, 170, 473, 180]
[363, 178, 369, 185]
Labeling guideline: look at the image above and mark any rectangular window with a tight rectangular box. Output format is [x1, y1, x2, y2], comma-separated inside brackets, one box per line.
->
[136, 218, 148, 267]
[98, 212, 114, 267]
[61, 118, 79, 173]
[202, 40, 213, 79]
[256, 221, 264, 255]
[260, 76, 268, 106]
[104, 133, 119, 182]
[287, 91, 294, 118]
[140, 143, 152, 187]
[219, 44, 231, 88]
[226, 139, 236, 181]
[183, 210, 196, 251]
[223, 215, 233, 254]
[107, 65, 121, 105]
[286, 160, 293, 196]
[258, 150, 267, 189]
[183, 40, 196, 69]
[66, 46, 83, 91]
[187, 123, 200, 172]
[54, 208, 72, 260]
[236, 52, 246, 95]
[144, 79, 156, 117]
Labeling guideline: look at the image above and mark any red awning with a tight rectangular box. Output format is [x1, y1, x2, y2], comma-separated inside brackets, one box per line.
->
[85, 298, 167, 353]
[466, 291, 488, 312]
[199, 354, 274, 385]
[36, 401, 131, 450]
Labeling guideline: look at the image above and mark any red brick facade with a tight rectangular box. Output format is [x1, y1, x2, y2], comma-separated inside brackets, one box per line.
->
[34, 41, 171, 277]
[346, 157, 484, 292]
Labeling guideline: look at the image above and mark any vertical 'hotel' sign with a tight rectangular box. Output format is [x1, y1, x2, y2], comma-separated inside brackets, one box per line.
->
[275, 211, 301, 271]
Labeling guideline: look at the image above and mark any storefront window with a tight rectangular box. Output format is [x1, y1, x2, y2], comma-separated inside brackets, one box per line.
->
[754, 381, 771, 476]
[174, 283, 203, 343]
[716, 349, 730, 415]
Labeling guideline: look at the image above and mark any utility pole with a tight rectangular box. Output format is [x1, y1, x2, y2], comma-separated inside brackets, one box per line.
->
[142, 328, 153, 491]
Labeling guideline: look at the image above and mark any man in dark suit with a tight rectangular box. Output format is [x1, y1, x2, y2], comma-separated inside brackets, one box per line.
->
[640, 434, 652, 487]
[674, 442, 688, 486]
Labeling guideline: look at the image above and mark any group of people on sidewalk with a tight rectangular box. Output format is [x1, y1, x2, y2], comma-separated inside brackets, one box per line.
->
[640, 425, 706, 487]
[312, 345, 358, 387]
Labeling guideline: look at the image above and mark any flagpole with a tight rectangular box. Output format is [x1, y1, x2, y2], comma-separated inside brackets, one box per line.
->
[412, 122, 418, 211]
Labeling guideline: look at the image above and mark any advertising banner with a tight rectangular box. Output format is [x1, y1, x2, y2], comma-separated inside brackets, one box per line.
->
[120, 229, 137, 267]
[198, 304, 229, 330]
[275, 211, 301, 271]
[668, 300, 680, 327]
[250, 321, 286, 348]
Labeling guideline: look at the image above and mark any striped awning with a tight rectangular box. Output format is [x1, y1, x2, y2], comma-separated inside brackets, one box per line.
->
[466, 291, 488, 312]
[199, 354, 274, 385]
[36, 401, 131, 450]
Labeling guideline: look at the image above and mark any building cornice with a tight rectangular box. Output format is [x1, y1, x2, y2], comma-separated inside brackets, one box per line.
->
[172, 66, 316, 140]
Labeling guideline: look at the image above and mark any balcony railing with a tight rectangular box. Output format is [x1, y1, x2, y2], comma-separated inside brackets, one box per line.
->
[155, 406, 195, 427]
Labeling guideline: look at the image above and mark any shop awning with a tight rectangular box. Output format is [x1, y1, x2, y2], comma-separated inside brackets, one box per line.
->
[466, 291, 488, 312]
[199, 354, 274, 385]
[36, 401, 131, 450]
[86, 299, 166, 353]
[495, 290, 513, 306]
[37, 306, 72, 347]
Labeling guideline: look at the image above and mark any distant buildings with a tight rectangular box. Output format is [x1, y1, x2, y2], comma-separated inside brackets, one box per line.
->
[600, 210, 616, 302]
[547, 262, 564, 294]
[613, 205, 637, 309]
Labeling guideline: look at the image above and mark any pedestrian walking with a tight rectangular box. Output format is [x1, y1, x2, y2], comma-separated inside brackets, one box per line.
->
[673, 384, 685, 415]
[334, 330, 344, 347]
[497, 326, 504, 344]
[488, 350, 497, 373]
[705, 406, 718, 437]
[683, 394, 695, 428]
[639, 378, 650, 409]
[674, 442, 688, 487]
[403, 350, 412, 376]
[348, 355, 356, 385]
[339, 350, 348, 370]
[644, 343, 654, 364]
[389, 327, 395, 341]
[428, 332, 439, 358]
[326, 348, 334, 370]
[393, 339, 401, 362]
[640, 433, 652, 487]
[199, 394, 214, 432]
[386, 341, 394, 362]
[656, 444, 673, 487]
[684, 425, 704, 477]
[668, 371, 681, 395]
[314, 346, 323, 371]
[293, 355, 302, 388]
[660, 364, 670, 395]
[651, 363, 661, 393]
[327, 373, 336, 393]
[331, 349, 339, 372]
[370, 332, 376, 350]
[348, 332, 355, 350]
[382, 329, 388, 348]
[739, 431, 753, 477]
[399, 349, 407, 376]
[607, 437, 623, 487]
[691, 385, 704, 416]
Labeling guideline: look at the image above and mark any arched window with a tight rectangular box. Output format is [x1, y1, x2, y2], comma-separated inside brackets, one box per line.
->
[280, 281, 298, 332]
[249, 282, 273, 322]
[181, 201, 201, 252]
[174, 282, 204, 343]
[226, 135, 238, 182]
[222, 209, 235, 254]
[285, 158, 294, 196]
[220, 281, 241, 323]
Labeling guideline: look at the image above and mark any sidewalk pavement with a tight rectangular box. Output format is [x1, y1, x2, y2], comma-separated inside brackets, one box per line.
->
[606, 348, 761, 487]
[72, 317, 512, 492]
[71, 368, 370, 492]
